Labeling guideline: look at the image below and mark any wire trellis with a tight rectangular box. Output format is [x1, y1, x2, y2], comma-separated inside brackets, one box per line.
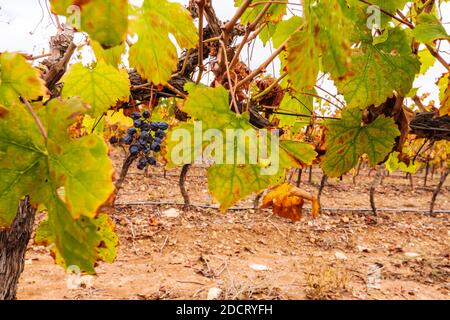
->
[115, 201, 450, 214]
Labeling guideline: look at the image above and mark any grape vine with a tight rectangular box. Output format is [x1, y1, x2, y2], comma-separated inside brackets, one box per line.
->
[0, 0, 448, 282]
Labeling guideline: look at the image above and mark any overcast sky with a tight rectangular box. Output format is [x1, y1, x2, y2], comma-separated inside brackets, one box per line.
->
[0, 0, 448, 108]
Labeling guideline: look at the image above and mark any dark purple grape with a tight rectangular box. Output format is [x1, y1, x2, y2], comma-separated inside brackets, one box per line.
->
[155, 130, 166, 139]
[142, 110, 151, 119]
[141, 122, 151, 132]
[123, 135, 134, 145]
[109, 136, 118, 144]
[150, 122, 160, 131]
[133, 119, 143, 128]
[154, 137, 162, 144]
[137, 157, 148, 170]
[140, 131, 150, 141]
[158, 122, 169, 131]
[131, 112, 141, 120]
[143, 147, 151, 154]
[150, 142, 161, 152]
[129, 144, 140, 156]
[147, 156, 157, 166]
[127, 128, 137, 136]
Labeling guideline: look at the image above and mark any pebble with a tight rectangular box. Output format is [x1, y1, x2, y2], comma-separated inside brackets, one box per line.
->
[404, 252, 420, 258]
[249, 263, 270, 271]
[162, 208, 180, 218]
[207, 288, 222, 300]
[335, 251, 348, 260]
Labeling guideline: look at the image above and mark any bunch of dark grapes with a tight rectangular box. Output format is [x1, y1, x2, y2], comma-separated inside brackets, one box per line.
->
[121, 111, 169, 170]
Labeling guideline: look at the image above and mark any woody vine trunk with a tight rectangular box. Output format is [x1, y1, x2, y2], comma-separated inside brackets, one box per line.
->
[0, 197, 36, 300]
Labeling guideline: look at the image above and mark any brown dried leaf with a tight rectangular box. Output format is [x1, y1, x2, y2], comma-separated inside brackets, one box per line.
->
[261, 183, 320, 221]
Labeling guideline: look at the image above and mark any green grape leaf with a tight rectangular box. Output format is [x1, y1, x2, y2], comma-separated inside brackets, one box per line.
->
[166, 85, 317, 211]
[208, 140, 317, 212]
[207, 164, 285, 211]
[129, 0, 198, 85]
[271, 16, 302, 48]
[279, 140, 317, 167]
[286, 30, 320, 91]
[413, 13, 450, 45]
[91, 40, 126, 67]
[322, 108, 400, 177]
[164, 122, 203, 167]
[308, 0, 353, 78]
[335, 27, 420, 108]
[418, 48, 436, 75]
[349, 0, 409, 28]
[259, 23, 277, 46]
[0, 98, 116, 273]
[277, 92, 313, 127]
[235, 0, 287, 25]
[51, 0, 128, 48]
[61, 62, 130, 117]
[372, 30, 390, 45]
[287, 0, 353, 91]
[35, 210, 117, 273]
[0, 52, 47, 106]
[182, 84, 245, 129]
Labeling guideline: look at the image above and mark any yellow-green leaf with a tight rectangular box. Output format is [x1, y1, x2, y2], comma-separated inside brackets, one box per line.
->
[51, 0, 128, 48]
[235, 0, 287, 25]
[91, 40, 125, 67]
[335, 28, 420, 108]
[385, 152, 417, 174]
[287, 0, 353, 91]
[129, 0, 198, 84]
[0, 98, 116, 273]
[166, 85, 317, 211]
[35, 212, 118, 273]
[61, 62, 130, 117]
[208, 164, 285, 211]
[286, 30, 320, 91]
[322, 108, 400, 177]
[413, 13, 450, 45]
[0, 52, 47, 106]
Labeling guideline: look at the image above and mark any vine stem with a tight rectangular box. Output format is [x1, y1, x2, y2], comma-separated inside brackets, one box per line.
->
[22, 97, 47, 140]
[53, 14, 63, 33]
[318, 174, 328, 207]
[370, 167, 383, 215]
[25, 53, 51, 60]
[165, 83, 187, 99]
[249, 1, 301, 6]
[246, 21, 269, 43]
[235, 25, 303, 89]
[220, 40, 240, 115]
[299, 91, 344, 110]
[235, 39, 288, 89]
[180, 48, 192, 75]
[115, 153, 138, 190]
[229, 1, 273, 70]
[180, 164, 192, 209]
[425, 44, 450, 72]
[223, 0, 252, 35]
[195, 0, 205, 84]
[430, 169, 449, 214]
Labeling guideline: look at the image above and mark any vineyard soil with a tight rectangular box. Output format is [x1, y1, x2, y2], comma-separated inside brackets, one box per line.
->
[17, 153, 450, 300]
